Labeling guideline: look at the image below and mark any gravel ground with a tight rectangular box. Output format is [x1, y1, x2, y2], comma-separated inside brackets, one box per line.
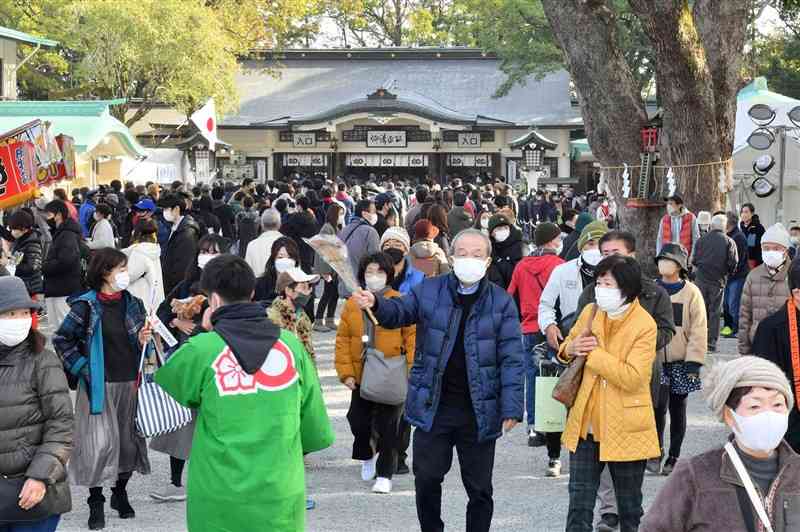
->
[47, 321, 735, 532]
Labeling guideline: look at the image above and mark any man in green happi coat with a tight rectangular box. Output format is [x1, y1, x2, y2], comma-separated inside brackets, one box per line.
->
[156, 255, 334, 532]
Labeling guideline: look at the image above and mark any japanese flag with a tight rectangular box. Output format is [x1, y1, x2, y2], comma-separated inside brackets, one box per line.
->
[190, 99, 218, 150]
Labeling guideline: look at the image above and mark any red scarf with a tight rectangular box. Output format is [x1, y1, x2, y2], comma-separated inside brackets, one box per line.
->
[97, 291, 122, 303]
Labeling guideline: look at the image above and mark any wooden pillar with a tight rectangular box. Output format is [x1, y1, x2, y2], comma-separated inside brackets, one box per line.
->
[491, 153, 502, 181]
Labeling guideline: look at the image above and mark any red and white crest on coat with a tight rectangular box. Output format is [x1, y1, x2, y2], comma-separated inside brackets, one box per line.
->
[211, 341, 298, 396]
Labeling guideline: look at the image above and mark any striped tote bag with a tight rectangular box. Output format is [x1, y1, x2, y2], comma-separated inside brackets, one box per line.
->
[135, 342, 192, 438]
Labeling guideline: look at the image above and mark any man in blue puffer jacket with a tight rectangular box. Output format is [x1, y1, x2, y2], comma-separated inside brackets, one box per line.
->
[353, 228, 524, 532]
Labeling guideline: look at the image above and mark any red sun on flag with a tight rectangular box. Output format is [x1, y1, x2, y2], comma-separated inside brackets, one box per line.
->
[206, 117, 214, 132]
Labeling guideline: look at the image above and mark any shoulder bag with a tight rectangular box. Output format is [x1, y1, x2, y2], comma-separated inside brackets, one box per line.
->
[552, 304, 597, 408]
[724, 442, 775, 532]
[358, 312, 408, 406]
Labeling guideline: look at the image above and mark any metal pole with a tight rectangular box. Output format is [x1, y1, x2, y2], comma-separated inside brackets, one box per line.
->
[778, 126, 787, 223]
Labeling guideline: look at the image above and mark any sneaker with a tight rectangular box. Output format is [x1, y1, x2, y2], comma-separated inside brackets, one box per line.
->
[646, 457, 662, 475]
[545, 459, 562, 477]
[596, 513, 620, 531]
[150, 484, 187, 502]
[361, 455, 378, 481]
[372, 477, 392, 494]
[720, 326, 733, 337]
[662, 456, 678, 476]
[528, 428, 546, 447]
[396, 460, 410, 475]
[312, 322, 331, 333]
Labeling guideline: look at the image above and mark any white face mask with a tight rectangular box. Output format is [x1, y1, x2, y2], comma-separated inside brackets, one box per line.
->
[338, 215, 345, 227]
[792, 236, 800, 246]
[555, 242, 564, 256]
[365, 212, 378, 226]
[198, 253, 216, 269]
[730, 408, 788, 453]
[667, 205, 677, 215]
[595, 286, 627, 316]
[0, 317, 32, 347]
[452, 257, 488, 285]
[112, 271, 130, 292]
[493, 227, 510, 243]
[274, 257, 296, 273]
[658, 260, 679, 277]
[163, 209, 177, 223]
[365, 273, 387, 292]
[762, 250, 786, 269]
[480, 217, 489, 229]
[581, 248, 603, 266]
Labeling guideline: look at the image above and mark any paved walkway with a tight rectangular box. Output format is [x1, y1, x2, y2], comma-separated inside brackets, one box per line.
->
[53, 324, 734, 532]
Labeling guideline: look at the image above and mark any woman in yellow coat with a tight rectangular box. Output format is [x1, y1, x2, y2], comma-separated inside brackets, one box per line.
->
[557, 255, 659, 532]
[335, 252, 416, 495]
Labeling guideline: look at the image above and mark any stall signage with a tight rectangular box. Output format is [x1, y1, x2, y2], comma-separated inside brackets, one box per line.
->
[292, 133, 316, 148]
[0, 141, 37, 209]
[458, 133, 481, 147]
[367, 131, 406, 148]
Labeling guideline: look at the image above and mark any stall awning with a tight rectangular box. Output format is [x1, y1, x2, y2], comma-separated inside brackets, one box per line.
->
[0, 100, 147, 159]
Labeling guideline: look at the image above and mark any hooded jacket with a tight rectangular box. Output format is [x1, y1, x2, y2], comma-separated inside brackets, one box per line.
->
[42, 217, 84, 298]
[124, 242, 165, 314]
[487, 225, 525, 290]
[447, 206, 474, 239]
[0, 342, 72, 516]
[11, 228, 44, 295]
[338, 218, 380, 297]
[161, 215, 201, 295]
[373, 274, 524, 442]
[507, 251, 564, 334]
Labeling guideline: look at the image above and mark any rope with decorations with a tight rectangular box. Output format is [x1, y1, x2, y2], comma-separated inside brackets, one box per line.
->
[597, 158, 734, 200]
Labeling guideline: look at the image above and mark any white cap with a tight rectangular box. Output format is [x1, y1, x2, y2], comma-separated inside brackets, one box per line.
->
[762, 223, 792, 250]
[276, 267, 320, 293]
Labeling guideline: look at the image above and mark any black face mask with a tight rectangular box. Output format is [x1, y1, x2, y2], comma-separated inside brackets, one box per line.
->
[384, 248, 405, 266]
[293, 293, 311, 309]
[46, 218, 57, 231]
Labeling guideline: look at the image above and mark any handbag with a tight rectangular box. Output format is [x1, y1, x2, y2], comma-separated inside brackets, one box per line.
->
[0, 475, 54, 523]
[534, 359, 568, 433]
[358, 312, 408, 406]
[552, 304, 598, 408]
[135, 340, 193, 438]
[724, 442, 775, 532]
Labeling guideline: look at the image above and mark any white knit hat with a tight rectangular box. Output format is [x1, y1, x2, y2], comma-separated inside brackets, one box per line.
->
[762, 223, 792, 249]
[697, 211, 712, 226]
[704, 356, 794, 421]
[380, 227, 411, 252]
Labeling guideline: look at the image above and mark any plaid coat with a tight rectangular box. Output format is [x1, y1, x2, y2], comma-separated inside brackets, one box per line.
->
[53, 290, 146, 414]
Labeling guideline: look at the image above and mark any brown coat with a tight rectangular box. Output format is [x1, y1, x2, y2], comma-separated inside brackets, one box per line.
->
[557, 300, 660, 462]
[663, 281, 707, 365]
[739, 261, 791, 356]
[334, 289, 416, 384]
[641, 440, 800, 532]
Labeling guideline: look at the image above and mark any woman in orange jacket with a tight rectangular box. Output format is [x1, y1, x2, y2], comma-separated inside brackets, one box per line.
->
[335, 252, 416, 495]
[557, 255, 659, 532]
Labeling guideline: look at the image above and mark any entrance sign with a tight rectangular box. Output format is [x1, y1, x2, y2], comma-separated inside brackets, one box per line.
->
[458, 133, 481, 147]
[367, 131, 407, 148]
[292, 133, 316, 148]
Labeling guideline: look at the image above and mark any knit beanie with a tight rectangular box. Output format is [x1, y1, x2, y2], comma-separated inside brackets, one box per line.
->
[535, 222, 561, 247]
[575, 212, 594, 234]
[697, 211, 712, 226]
[577, 221, 609, 251]
[704, 356, 794, 421]
[380, 226, 411, 252]
[762, 223, 792, 249]
[414, 219, 439, 241]
[488, 213, 512, 234]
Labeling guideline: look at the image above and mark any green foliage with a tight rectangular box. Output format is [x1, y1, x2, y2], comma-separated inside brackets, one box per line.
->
[752, 29, 800, 100]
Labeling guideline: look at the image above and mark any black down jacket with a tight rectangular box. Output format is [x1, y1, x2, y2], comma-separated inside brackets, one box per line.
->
[0, 341, 73, 515]
[12, 229, 44, 295]
[42, 218, 84, 298]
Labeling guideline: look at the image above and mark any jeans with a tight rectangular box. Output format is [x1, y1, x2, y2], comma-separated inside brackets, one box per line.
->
[724, 277, 745, 333]
[413, 403, 496, 532]
[315, 277, 338, 320]
[346, 388, 402, 479]
[567, 436, 646, 532]
[654, 392, 689, 458]
[0, 515, 60, 532]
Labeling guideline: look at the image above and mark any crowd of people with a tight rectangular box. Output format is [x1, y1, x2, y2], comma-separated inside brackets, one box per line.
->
[1, 173, 800, 532]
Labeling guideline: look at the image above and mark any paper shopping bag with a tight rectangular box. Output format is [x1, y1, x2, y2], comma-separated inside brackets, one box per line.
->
[534, 375, 567, 433]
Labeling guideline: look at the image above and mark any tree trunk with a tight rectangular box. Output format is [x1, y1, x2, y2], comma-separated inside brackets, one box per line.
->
[542, 0, 748, 270]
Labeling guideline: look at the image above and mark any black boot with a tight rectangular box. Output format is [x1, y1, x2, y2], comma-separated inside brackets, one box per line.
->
[87, 494, 106, 530]
[110, 487, 135, 519]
